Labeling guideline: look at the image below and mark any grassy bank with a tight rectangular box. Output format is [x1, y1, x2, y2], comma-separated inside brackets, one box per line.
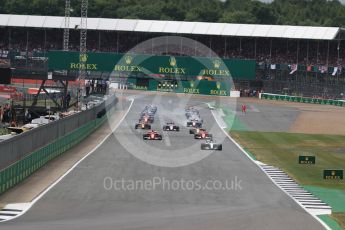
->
[231, 131, 345, 229]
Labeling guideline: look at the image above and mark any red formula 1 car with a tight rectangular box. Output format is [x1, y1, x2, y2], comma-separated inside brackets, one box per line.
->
[143, 130, 163, 140]
[194, 130, 212, 139]
[139, 115, 154, 124]
[189, 128, 206, 135]
[135, 122, 151, 130]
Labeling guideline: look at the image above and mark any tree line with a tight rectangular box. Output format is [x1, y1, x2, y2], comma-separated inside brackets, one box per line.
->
[1, 0, 345, 27]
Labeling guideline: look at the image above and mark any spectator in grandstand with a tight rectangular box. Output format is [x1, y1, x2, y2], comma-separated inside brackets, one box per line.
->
[0, 105, 3, 123]
[91, 80, 95, 93]
[2, 104, 10, 123]
[66, 92, 71, 108]
[102, 79, 107, 93]
[96, 80, 102, 93]
[85, 81, 90, 97]
[24, 109, 31, 123]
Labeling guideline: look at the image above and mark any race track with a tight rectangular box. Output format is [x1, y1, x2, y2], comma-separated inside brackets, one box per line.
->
[0, 94, 325, 230]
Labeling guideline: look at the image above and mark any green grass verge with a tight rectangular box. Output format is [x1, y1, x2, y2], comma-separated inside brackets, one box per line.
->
[303, 186, 345, 212]
[221, 107, 247, 131]
[231, 131, 345, 229]
[332, 213, 345, 229]
[319, 214, 344, 230]
[231, 131, 345, 190]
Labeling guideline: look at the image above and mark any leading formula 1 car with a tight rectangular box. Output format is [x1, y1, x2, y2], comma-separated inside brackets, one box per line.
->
[163, 122, 179, 131]
[201, 139, 222, 150]
[143, 130, 163, 140]
[194, 130, 212, 139]
[135, 122, 151, 130]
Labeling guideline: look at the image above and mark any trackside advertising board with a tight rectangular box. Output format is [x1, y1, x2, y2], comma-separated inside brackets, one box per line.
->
[48, 51, 255, 80]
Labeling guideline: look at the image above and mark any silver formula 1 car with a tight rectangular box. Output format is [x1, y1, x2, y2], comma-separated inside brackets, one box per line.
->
[163, 122, 180, 131]
[201, 140, 222, 150]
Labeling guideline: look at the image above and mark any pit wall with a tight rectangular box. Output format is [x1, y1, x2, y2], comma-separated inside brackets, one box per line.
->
[0, 95, 117, 195]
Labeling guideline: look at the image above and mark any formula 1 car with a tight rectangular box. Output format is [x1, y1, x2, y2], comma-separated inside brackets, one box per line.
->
[201, 139, 222, 150]
[135, 122, 151, 130]
[187, 119, 202, 128]
[143, 130, 163, 140]
[142, 105, 157, 115]
[139, 115, 154, 123]
[163, 122, 179, 131]
[189, 128, 206, 134]
[194, 130, 212, 139]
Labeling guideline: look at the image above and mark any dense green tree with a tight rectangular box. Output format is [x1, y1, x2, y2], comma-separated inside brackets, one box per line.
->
[1, 0, 345, 27]
[219, 11, 256, 24]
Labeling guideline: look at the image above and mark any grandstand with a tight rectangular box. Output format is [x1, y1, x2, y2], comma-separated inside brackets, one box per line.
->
[0, 14, 345, 98]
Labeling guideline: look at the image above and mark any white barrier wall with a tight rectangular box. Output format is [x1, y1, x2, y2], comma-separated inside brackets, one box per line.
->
[230, 90, 240, 98]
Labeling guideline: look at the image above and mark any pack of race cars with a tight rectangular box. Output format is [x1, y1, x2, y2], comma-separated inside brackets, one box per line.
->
[135, 105, 222, 151]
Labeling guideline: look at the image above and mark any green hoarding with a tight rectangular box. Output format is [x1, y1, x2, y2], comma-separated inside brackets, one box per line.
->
[48, 51, 255, 80]
[323, 170, 343, 180]
[298, 156, 315, 165]
[128, 78, 230, 96]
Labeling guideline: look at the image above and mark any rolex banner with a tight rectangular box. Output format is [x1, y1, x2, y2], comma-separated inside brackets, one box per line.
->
[48, 51, 255, 80]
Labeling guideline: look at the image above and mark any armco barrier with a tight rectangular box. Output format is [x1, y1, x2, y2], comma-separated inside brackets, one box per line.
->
[260, 93, 345, 107]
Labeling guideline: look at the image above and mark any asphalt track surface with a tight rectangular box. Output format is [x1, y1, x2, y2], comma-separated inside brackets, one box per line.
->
[0, 94, 325, 230]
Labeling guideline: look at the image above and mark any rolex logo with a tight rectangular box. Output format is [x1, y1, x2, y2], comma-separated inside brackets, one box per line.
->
[169, 56, 176, 67]
[213, 59, 221, 69]
[79, 54, 88, 62]
[305, 157, 308, 161]
[216, 81, 221, 89]
[125, 55, 133, 65]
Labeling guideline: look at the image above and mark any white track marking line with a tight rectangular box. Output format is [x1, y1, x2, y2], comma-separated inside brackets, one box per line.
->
[207, 103, 331, 230]
[0, 99, 134, 223]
